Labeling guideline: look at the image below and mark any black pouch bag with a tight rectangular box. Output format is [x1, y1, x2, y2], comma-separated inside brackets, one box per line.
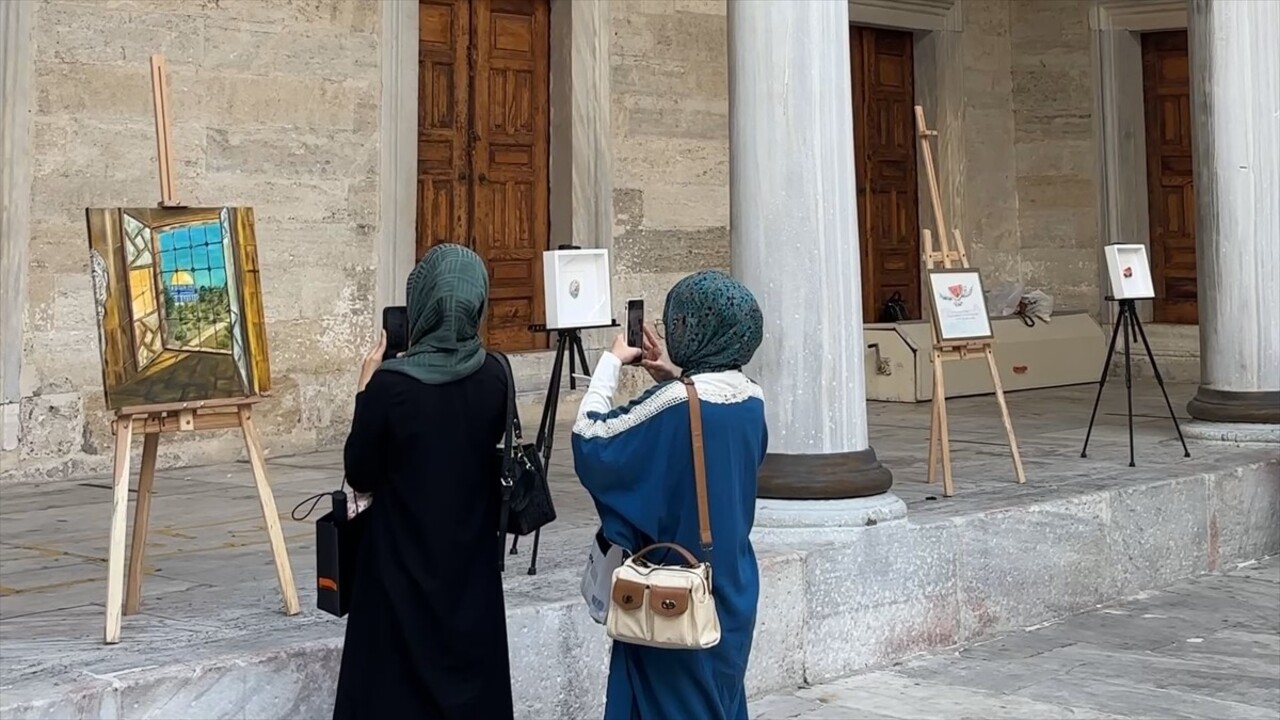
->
[489, 351, 555, 572]
[298, 487, 368, 618]
[878, 291, 911, 323]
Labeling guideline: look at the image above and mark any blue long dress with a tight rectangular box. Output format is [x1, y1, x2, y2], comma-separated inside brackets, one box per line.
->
[572, 358, 767, 720]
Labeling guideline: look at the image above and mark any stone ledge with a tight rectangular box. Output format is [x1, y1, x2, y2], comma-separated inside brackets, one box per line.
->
[2, 460, 1275, 719]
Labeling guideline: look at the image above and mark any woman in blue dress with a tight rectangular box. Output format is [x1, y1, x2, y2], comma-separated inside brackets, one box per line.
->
[572, 271, 767, 720]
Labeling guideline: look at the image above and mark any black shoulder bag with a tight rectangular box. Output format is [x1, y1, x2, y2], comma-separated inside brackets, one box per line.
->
[488, 351, 555, 573]
[878, 291, 911, 323]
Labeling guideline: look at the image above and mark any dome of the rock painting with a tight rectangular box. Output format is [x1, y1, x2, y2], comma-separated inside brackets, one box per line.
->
[169, 270, 198, 303]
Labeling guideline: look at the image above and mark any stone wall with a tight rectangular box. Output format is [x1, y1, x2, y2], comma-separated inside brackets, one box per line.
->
[1009, 0, 1099, 315]
[608, 0, 729, 397]
[927, 0, 1100, 317]
[2, 0, 381, 483]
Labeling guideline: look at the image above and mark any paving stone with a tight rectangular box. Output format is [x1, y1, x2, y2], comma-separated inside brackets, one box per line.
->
[754, 559, 1280, 720]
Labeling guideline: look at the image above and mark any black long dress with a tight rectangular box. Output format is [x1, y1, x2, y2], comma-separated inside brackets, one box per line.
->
[333, 356, 513, 719]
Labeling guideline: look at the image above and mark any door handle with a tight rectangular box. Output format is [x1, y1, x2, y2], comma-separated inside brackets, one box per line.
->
[458, 170, 468, 181]
[478, 173, 488, 184]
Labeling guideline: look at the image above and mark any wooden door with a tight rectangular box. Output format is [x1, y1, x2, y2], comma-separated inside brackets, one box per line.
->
[851, 26, 921, 324]
[416, 0, 471, 259]
[415, 0, 550, 351]
[472, 0, 550, 351]
[1141, 31, 1197, 324]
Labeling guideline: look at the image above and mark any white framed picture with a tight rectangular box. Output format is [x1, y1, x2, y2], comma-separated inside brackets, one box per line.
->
[1103, 244, 1155, 300]
[543, 249, 613, 330]
[927, 268, 993, 342]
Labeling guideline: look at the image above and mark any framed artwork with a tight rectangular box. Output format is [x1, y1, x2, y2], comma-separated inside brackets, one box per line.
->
[85, 206, 271, 410]
[927, 268, 994, 342]
[1103, 244, 1155, 300]
[542, 248, 613, 330]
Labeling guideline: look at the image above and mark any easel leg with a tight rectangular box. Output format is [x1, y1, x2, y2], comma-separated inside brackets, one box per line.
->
[573, 332, 591, 378]
[124, 432, 159, 615]
[1132, 314, 1191, 458]
[1121, 306, 1136, 467]
[927, 361, 941, 485]
[238, 406, 301, 616]
[105, 416, 135, 644]
[1082, 307, 1124, 458]
[932, 352, 955, 497]
[536, 332, 568, 456]
[986, 347, 1026, 484]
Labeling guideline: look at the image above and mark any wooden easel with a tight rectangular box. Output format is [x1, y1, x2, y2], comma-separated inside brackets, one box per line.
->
[103, 56, 300, 645]
[914, 105, 1026, 497]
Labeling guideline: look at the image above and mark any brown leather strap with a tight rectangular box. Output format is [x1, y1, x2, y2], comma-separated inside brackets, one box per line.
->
[632, 542, 700, 567]
[680, 377, 712, 553]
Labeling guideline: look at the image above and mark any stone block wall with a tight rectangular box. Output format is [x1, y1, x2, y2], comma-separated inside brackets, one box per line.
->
[1009, 0, 1099, 315]
[608, 0, 729, 398]
[936, 0, 1100, 317]
[3, 0, 381, 483]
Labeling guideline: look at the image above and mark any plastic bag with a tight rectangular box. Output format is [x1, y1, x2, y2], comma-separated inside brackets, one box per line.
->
[986, 282, 1024, 317]
[1022, 290, 1054, 323]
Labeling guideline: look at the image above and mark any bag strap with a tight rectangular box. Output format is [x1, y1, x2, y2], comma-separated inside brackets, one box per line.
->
[488, 351, 517, 570]
[488, 351, 522, 449]
[679, 377, 712, 554]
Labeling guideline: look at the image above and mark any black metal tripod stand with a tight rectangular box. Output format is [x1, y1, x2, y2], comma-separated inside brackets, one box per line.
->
[507, 323, 610, 574]
[1081, 297, 1190, 467]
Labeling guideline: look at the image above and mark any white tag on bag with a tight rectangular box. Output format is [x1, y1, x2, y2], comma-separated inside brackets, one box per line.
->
[581, 528, 627, 625]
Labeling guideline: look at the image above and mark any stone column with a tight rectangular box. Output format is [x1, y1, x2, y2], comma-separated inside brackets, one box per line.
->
[1186, 0, 1280, 425]
[0, 0, 34, 452]
[728, 0, 893, 500]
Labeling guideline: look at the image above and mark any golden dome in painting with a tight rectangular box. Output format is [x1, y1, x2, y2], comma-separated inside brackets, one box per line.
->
[170, 270, 195, 286]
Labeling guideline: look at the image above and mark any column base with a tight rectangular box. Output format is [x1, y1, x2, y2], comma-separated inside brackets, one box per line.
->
[1186, 388, 1280, 424]
[1183, 420, 1280, 445]
[757, 447, 892, 499]
[752, 494, 906, 546]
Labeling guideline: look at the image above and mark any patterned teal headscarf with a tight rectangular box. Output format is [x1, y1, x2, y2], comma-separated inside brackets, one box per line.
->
[663, 270, 763, 376]
[380, 244, 489, 385]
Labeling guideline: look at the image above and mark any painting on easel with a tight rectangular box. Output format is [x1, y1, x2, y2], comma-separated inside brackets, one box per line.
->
[86, 206, 271, 409]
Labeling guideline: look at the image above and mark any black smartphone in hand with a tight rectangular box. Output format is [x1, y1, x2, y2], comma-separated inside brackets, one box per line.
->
[626, 299, 644, 364]
[382, 306, 408, 361]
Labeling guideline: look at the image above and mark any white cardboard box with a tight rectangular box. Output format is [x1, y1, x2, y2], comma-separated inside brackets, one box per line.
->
[864, 310, 1108, 402]
[543, 249, 613, 330]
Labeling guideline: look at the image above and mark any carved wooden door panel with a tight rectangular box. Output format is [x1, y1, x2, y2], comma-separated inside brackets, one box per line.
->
[852, 26, 921, 324]
[416, 0, 471, 260]
[471, 0, 550, 351]
[415, 0, 550, 351]
[1142, 30, 1197, 324]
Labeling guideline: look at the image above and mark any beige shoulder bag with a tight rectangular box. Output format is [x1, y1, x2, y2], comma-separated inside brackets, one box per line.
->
[605, 377, 721, 650]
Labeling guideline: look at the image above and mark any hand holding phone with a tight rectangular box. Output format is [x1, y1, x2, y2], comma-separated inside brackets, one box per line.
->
[625, 299, 644, 364]
[382, 306, 408, 361]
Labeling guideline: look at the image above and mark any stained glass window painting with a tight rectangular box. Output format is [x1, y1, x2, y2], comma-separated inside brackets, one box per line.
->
[123, 212, 154, 268]
[221, 208, 251, 389]
[157, 219, 234, 353]
[85, 206, 271, 409]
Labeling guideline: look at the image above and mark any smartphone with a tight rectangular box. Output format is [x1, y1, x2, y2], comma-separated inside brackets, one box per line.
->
[382, 305, 409, 361]
[625, 299, 644, 363]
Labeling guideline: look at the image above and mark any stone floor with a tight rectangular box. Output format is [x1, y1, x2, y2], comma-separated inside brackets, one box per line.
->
[0, 380, 1275, 714]
[750, 556, 1280, 720]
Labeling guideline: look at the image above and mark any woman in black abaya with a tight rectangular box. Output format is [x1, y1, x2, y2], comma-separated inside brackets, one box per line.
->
[333, 244, 513, 719]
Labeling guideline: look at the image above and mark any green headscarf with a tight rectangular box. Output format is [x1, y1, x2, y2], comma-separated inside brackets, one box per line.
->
[379, 244, 489, 385]
[663, 270, 763, 376]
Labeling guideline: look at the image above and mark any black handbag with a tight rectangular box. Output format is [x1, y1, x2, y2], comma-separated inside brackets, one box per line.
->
[488, 351, 555, 573]
[296, 486, 369, 618]
[878, 291, 911, 323]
